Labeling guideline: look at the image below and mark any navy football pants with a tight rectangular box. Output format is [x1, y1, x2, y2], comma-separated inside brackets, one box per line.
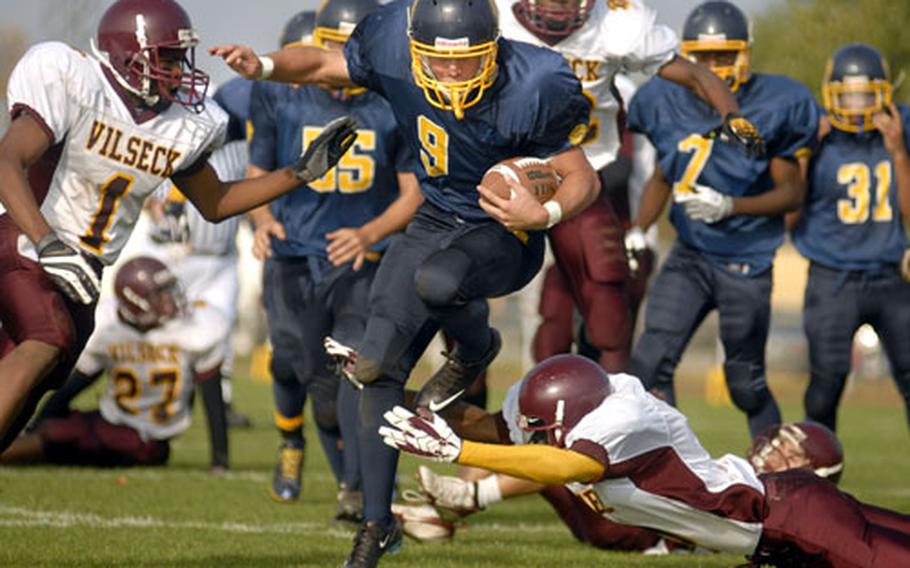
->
[355, 202, 544, 525]
[802, 262, 910, 432]
[630, 241, 781, 437]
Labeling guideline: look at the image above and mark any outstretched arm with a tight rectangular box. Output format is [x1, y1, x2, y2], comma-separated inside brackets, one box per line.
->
[209, 44, 355, 88]
[30, 370, 101, 429]
[657, 55, 739, 119]
[196, 369, 229, 472]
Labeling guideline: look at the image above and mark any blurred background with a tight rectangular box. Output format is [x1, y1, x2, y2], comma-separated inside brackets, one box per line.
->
[1, 0, 908, 413]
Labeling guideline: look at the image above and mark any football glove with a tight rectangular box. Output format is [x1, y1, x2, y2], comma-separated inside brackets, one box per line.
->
[37, 233, 101, 305]
[624, 226, 647, 277]
[716, 113, 765, 158]
[324, 336, 364, 390]
[379, 405, 462, 463]
[675, 184, 733, 224]
[294, 115, 358, 183]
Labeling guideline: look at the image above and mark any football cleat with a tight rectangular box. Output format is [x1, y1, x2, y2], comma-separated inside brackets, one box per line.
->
[414, 329, 501, 412]
[343, 519, 403, 568]
[336, 484, 364, 525]
[269, 440, 304, 503]
[415, 465, 481, 517]
[391, 503, 456, 543]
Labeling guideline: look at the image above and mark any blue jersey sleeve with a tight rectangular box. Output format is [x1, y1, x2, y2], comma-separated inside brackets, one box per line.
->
[766, 88, 820, 159]
[343, 7, 395, 96]
[626, 79, 660, 138]
[523, 62, 591, 158]
[248, 82, 278, 171]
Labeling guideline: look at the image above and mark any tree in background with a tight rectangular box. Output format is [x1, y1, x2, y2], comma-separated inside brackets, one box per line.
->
[752, 0, 910, 102]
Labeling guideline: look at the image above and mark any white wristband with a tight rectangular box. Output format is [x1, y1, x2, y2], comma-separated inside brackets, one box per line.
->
[543, 200, 563, 229]
[258, 56, 274, 80]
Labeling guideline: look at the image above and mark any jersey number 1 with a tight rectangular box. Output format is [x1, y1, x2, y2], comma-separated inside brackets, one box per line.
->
[80, 174, 134, 254]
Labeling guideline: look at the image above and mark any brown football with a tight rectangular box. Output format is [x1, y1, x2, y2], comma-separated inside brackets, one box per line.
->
[480, 157, 559, 204]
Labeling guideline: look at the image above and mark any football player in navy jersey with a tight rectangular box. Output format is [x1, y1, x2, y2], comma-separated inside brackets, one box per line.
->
[791, 43, 910, 434]
[213, 1, 600, 565]
[626, 0, 819, 437]
[244, 0, 423, 524]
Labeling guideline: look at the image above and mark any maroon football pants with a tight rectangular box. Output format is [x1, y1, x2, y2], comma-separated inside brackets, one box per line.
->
[533, 199, 632, 372]
[758, 470, 910, 567]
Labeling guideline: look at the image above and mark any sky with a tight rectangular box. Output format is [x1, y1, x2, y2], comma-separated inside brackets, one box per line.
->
[1, 0, 781, 87]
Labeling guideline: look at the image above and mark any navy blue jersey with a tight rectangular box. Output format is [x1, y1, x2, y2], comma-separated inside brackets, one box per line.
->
[343, 0, 590, 222]
[249, 84, 415, 259]
[213, 77, 254, 143]
[629, 74, 819, 273]
[793, 106, 910, 270]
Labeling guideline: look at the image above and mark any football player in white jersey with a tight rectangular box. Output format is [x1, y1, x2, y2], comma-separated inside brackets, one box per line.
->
[382, 354, 910, 566]
[497, 0, 763, 371]
[0, 257, 229, 470]
[0, 0, 356, 452]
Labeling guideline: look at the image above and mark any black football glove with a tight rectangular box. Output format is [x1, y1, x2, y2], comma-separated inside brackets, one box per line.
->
[294, 115, 358, 183]
[37, 233, 101, 305]
[713, 113, 765, 159]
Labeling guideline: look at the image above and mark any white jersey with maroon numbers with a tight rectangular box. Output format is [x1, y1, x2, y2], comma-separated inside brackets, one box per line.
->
[496, 0, 677, 169]
[5, 42, 227, 265]
[503, 374, 766, 555]
[75, 300, 229, 441]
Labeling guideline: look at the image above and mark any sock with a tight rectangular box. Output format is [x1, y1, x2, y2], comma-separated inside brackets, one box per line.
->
[476, 474, 503, 508]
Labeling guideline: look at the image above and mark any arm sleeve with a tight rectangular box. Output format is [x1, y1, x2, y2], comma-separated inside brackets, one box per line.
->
[457, 440, 605, 485]
[626, 82, 657, 137]
[620, 24, 678, 78]
[768, 91, 821, 159]
[7, 42, 82, 145]
[30, 370, 101, 427]
[343, 14, 385, 95]
[524, 63, 592, 158]
[248, 82, 279, 171]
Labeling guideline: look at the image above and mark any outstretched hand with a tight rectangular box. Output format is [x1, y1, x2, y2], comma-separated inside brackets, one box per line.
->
[379, 406, 462, 462]
[208, 44, 263, 80]
[295, 116, 358, 183]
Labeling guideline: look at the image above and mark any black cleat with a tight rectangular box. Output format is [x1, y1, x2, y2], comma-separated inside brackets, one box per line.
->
[414, 329, 501, 412]
[342, 519, 403, 568]
[335, 484, 364, 525]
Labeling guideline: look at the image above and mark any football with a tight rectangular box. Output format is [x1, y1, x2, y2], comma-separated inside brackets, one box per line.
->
[480, 157, 559, 203]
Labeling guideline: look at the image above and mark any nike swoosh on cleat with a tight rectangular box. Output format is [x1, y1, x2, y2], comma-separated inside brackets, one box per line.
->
[427, 390, 465, 413]
[379, 532, 394, 549]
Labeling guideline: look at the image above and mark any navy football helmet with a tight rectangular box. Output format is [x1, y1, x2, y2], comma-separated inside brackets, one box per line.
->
[409, 0, 500, 120]
[517, 355, 612, 448]
[280, 10, 316, 48]
[680, 1, 751, 92]
[314, 0, 378, 46]
[517, 0, 595, 38]
[91, 0, 209, 112]
[823, 43, 893, 133]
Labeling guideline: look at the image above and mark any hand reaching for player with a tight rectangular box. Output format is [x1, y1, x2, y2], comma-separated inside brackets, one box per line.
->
[326, 227, 370, 270]
[675, 184, 733, 224]
[873, 104, 908, 159]
[252, 218, 286, 260]
[294, 116, 358, 183]
[208, 44, 264, 80]
[379, 406, 462, 463]
[477, 180, 548, 231]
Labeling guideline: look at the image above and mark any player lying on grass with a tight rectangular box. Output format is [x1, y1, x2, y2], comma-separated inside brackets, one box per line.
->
[0, 257, 229, 472]
[381, 354, 910, 567]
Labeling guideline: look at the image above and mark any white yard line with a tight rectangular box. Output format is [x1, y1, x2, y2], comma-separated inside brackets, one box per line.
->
[0, 504, 562, 536]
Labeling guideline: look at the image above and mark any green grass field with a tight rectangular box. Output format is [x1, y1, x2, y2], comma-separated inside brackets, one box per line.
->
[2, 369, 909, 567]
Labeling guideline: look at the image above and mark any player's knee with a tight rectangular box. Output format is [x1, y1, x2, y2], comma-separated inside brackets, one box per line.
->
[312, 403, 339, 432]
[354, 357, 384, 385]
[725, 362, 772, 414]
[414, 264, 462, 309]
[269, 354, 297, 385]
[804, 383, 840, 423]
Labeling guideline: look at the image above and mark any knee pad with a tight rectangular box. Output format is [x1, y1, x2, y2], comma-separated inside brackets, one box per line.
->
[414, 250, 470, 309]
[354, 357, 384, 385]
[312, 402, 339, 432]
[803, 380, 841, 426]
[724, 361, 772, 414]
[269, 352, 298, 385]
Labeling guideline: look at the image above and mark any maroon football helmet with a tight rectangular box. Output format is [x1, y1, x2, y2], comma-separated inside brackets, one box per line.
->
[517, 354, 612, 447]
[114, 256, 185, 330]
[748, 422, 845, 484]
[91, 0, 209, 112]
[518, 0, 595, 38]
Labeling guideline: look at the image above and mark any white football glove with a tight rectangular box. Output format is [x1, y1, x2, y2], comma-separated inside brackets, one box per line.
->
[323, 336, 363, 390]
[379, 405, 462, 463]
[675, 184, 733, 224]
[37, 234, 101, 305]
[294, 115, 358, 183]
[624, 226, 647, 275]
